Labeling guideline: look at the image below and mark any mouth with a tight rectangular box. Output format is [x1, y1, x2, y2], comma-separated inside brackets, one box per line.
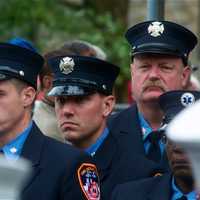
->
[60, 122, 78, 129]
[144, 85, 165, 92]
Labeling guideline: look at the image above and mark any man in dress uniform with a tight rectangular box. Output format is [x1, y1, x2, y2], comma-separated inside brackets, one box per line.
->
[111, 90, 200, 200]
[33, 40, 107, 141]
[0, 42, 100, 200]
[108, 20, 198, 172]
[47, 55, 160, 199]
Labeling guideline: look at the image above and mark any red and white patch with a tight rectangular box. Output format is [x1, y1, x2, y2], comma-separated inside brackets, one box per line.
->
[77, 163, 100, 200]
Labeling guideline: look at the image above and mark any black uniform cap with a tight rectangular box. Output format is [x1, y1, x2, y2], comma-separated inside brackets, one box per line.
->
[0, 42, 44, 88]
[125, 20, 197, 65]
[159, 90, 200, 126]
[48, 55, 120, 96]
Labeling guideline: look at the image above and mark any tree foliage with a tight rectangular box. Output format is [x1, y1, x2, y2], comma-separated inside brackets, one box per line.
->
[0, 0, 131, 101]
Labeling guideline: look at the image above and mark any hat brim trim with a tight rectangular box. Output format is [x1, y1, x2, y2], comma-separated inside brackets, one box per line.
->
[132, 49, 182, 57]
[48, 85, 96, 96]
[0, 73, 12, 81]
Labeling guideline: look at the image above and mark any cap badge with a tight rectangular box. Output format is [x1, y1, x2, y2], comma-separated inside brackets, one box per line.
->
[148, 21, 164, 37]
[181, 92, 195, 107]
[59, 57, 75, 75]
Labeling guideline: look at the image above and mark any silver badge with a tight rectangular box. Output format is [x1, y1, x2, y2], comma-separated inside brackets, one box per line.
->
[181, 92, 195, 107]
[148, 21, 164, 37]
[59, 57, 75, 75]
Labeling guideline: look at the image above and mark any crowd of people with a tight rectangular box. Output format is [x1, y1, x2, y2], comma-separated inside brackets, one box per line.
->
[0, 19, 200, 200]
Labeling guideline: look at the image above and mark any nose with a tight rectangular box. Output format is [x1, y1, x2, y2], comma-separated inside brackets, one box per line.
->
[148, 66, 160, 80]
[61, 102, 76, 117]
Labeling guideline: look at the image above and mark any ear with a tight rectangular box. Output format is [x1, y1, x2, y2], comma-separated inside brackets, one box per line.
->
[21, 87, 36, 107]
[130, 63, 134, 82]
[102, 95, 115, 117]
[43, 75, 53, 90]
[181, 66, 191, 88]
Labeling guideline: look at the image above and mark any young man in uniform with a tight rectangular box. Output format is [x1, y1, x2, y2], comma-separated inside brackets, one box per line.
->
[48, 55, 160, 199]
[0, 42, 100, 200]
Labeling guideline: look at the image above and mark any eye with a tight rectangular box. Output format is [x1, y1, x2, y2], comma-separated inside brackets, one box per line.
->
[138, 64, 150, 71]
[160, 64, 173, 72]
[55, 97, 66, 105]
[0, 90, 6, 96]
[74, 96, 90, 104]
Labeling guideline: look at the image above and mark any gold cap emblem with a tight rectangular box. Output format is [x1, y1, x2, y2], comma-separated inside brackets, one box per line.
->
[148, 21, 164, 37]
[59, 57, 75, 75]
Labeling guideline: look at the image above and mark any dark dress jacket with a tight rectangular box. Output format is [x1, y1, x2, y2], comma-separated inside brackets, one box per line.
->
[92, 105, 168, 199]
[20, 121, 99, 200]
[108, 104, 170, 171]
[111, 173, 172, 200]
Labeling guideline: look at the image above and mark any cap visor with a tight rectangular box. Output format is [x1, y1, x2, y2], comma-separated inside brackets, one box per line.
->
[0, 73, 11, 81]
[48, 85, 95, 96]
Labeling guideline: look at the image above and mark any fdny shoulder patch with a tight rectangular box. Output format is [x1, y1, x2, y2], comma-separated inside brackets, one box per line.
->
[77, 163, 100, 200]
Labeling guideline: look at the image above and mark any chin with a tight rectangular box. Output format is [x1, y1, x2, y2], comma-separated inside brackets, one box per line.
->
[142, 94, 162, 102]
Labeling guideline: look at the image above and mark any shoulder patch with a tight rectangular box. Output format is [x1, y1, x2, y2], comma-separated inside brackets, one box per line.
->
[77, 163, 100, 200]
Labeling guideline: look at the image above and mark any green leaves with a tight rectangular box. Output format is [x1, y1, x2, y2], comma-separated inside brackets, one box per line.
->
[0, 0, 131, 97]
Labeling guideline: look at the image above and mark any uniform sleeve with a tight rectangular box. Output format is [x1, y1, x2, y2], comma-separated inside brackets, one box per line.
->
[60, 152, 101, 200]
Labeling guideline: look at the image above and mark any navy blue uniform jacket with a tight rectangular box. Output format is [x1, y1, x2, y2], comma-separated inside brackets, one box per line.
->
[92, 105, 166, 199]
[20, 122, 97, 200]
[108, 105, 170, 171]
[111, 173, 172, 200]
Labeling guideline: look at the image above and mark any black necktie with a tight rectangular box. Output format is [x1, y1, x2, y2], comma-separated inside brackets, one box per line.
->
[177, 196, 188, 200]
[0, 149, 3, 155]
[146, 131, 163, 162]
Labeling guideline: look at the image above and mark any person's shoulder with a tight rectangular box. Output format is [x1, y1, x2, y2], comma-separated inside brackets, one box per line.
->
[107, 104, 137, 127]
[44, 135, 82, 156]
[113, 174, 166, 195]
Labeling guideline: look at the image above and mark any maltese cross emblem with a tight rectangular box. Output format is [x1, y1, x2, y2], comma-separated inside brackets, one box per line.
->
[148, 21, 164, 37]
[59, 57, 75, 75]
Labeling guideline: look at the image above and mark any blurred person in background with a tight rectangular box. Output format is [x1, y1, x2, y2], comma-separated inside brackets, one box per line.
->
[33, 40, 107, 141]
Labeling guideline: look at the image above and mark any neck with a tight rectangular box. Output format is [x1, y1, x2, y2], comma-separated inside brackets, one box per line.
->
[175, 176, 194, 194]
[72, 121, 107, 149]
[137, 101, 163, 130]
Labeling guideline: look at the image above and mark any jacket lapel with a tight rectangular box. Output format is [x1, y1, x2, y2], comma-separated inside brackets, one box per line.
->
[20, 122, 45, 192]
[110, 105, 145, 155]
[93, 132, 117, 181]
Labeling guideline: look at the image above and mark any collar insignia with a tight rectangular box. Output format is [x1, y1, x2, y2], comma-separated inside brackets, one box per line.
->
[148, 21, 164, 37]
[59, 56, 75, 75]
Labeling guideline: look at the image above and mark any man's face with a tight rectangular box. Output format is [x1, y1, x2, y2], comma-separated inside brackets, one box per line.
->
[55, 93, 115, 148]
[0, 80, 27, 138]
[131, 54, 190, 104]
[166, 139, 193, 180]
